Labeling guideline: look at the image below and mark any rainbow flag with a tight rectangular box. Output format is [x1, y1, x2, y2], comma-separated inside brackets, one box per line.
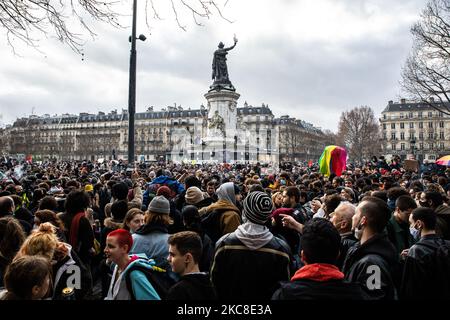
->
[319, 145, 347, 177]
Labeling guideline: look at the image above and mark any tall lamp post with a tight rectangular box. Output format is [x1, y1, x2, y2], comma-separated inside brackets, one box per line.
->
[410, 139, 416, 160]
[128, 0, 146, 165]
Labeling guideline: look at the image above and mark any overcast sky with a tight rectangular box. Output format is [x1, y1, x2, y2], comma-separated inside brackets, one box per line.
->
[0, 0, 427, 132]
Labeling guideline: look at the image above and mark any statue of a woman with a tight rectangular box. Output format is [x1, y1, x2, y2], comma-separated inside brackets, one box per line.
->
[211, 36, 238, 90]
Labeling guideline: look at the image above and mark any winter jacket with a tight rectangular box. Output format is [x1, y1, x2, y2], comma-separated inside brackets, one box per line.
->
[58, 212, 94, 265]
[194, 197, 215, 210]
[166, 273, 217, 300]
[400, 234, 450, 300]
[199, 233, 214, 273]
[272, 263, 370, 300]
[386, 216, 415, 257]
[337, 232, 358, 270]
[167, 200, 184, 235]
[211, 222, 291, 300]
[14, 207, 34, 227]
[105, 254, 160, 300]
[342, 233, 398, 300]
[199, 199, 241, 243]
[270, 208, 301, 256]
[435, 205, 450, 240]
[131, 222, 170, 268]
[292, 203, 309, 225]
[52, 244, 93, 300]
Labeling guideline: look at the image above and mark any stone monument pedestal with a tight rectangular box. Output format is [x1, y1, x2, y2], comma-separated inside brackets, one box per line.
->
[202, 89, 240, 163]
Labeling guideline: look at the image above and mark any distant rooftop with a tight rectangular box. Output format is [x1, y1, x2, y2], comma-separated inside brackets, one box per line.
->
[9, 103, 322, 133]
[383, 98, 450, 113]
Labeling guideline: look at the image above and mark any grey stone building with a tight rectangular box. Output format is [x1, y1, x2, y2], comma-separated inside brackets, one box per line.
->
[2, 104, 327, 164]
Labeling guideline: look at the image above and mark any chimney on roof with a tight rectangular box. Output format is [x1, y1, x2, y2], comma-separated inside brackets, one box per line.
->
[388, 100, 393, 105]
[430, 97, 435, 103]
[401, 98, 406, 104]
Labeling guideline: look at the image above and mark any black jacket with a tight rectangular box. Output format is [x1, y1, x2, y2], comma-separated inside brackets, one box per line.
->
[211, 232, 291, 300]
[400, 234, 450, 300]
[199, 232, 214, 273]
[166, 273, 217, 300]
[59, 212, 95, 265]
[168, 200, 184, 235]
[337, 233, 358, 270]
[435, 205, 450, 240]
[272, 279, 370, 300]
[52, 247, 93, 300]
[342, 233, 398, 300]
[14, 207, 34, 227]
[195, 197, 215, 210]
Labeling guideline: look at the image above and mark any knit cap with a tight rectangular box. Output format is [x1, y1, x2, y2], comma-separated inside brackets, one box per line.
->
[243, 191, 274, 225]
[185, 187, 204, 205]
[148, 195, 170, 215]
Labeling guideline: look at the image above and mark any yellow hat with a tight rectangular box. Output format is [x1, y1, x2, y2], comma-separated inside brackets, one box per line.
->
[84, 184, 94, 192]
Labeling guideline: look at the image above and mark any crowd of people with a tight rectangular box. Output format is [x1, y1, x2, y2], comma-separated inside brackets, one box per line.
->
[0, 155, 449, 300]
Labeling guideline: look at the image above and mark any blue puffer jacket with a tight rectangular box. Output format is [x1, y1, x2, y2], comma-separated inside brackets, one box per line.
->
[142, 176, 186, 209]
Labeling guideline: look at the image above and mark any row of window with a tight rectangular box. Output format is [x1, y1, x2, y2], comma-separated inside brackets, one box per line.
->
[391, 142, 445, 150]
[383, 111, 444, 120]
[385, 131, 445, 140]
[383, 121, 445, 130]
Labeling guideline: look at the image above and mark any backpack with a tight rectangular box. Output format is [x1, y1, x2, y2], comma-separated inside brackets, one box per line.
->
[200, 209, 225, 244]
[124, 261, 176, 300]
[416, 239, 450, 298]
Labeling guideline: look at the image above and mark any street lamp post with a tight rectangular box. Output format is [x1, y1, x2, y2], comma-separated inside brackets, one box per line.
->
[410, 139, 416, 160]
[127, 0, 146, 165]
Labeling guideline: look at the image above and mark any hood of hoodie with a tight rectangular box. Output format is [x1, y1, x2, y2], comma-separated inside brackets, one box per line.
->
[350, 233, 398, 266]
[216, 182, 236, 205]
[291, 263, 344, 282]
[134, 221, 168, 235]
[234, 222, 273, 250]
[201, 199, 240, 216]
[122, 253, 158, 277]
[104, 217, 123, 230]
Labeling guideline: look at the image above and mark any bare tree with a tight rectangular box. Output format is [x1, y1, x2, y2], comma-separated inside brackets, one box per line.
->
[322, 129, 338, 146]
[279, 125, 301, 162]
[0, 0, 231, 53]
[401, 0, 450, 115]
[337, 106, 381, 163]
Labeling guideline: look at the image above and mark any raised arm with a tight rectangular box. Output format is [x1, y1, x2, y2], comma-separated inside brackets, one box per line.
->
[224, 39, 237, 51]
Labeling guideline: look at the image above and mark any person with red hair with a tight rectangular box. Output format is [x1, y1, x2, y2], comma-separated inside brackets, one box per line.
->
[104, 229, 161, 300]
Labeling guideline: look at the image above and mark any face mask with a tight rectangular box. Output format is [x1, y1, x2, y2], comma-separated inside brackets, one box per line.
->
[354, 221, 364, 240]
[410, 226, 421, 241]
[419, 201, 429, 208]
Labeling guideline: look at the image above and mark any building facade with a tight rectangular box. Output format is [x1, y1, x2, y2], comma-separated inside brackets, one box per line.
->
[380, 98, 450, 162]
[2, 103, 327, 164]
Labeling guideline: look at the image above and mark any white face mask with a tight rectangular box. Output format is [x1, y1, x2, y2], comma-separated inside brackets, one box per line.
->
[409, 227, 420, 241]
[410, 223, 421, 241]
[354, 222, 364, 240]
